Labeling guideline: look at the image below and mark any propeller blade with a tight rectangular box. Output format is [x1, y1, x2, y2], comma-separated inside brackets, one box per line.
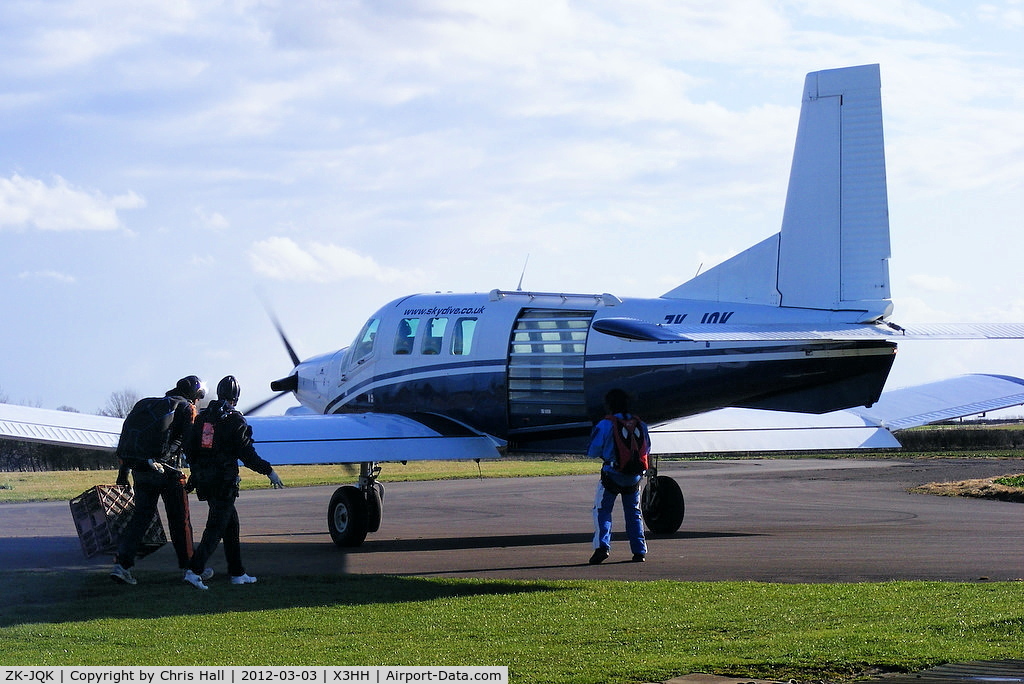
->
[242, 391, 290, 415]
[259, 296, 301, 368]
[271, 312, 301, 368]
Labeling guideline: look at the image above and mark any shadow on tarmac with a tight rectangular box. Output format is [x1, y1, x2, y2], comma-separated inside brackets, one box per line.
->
[0, 565, 561, 629]
[360, 530, 760, 553]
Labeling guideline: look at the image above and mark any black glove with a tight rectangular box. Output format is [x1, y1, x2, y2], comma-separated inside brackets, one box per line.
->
[115, 461, 130, 487]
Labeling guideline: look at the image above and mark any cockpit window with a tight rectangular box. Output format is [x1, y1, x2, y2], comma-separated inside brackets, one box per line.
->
[451, 317, 477, 355]
[421, 317, 447, 355]
[393, 318, 419, 355]
[352, 317, 380, 362]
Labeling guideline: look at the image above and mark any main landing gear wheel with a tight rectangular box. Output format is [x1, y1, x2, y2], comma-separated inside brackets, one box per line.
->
[328, 485, 368, 547]
[641, 474, 685, 534]
[327, 463, 385, 547]
[365, 484, 384, 534]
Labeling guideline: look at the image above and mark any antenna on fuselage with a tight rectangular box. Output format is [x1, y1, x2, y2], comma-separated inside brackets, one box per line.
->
[516, 254, 530, 291]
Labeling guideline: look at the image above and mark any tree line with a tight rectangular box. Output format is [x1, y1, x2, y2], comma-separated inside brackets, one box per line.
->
[0, 438, 115, 472]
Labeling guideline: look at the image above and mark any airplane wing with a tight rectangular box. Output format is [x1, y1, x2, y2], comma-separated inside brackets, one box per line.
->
[0, 404, 121, 451]
[649, 407, 902, 453]
[0, 403, 506, 465]
[649, 374, 1024, 454]
[593, 318, 1024, 343]
[247, 412, 507, 465]
[846, 374, 1024, 431]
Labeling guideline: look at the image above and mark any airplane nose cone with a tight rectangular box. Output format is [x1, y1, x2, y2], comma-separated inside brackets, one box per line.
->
[270, 374, 298, 392]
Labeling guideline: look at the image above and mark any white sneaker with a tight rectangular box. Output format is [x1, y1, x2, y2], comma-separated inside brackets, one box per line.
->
[199, 567, 214, 581]
[230, 573, 257, 585]
[110, 564, 137, 585]
[183, 569, 209, 590]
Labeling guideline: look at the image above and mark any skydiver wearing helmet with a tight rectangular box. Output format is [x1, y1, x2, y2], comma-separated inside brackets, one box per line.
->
[110, 375, 207, 586]
[183, 375, 284, 590]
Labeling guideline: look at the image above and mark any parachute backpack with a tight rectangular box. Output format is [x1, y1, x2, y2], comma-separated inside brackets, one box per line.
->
[118, 396, 179, 458]
[607, 414, 649, 476]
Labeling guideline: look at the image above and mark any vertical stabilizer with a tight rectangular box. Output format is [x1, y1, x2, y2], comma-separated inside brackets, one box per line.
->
[663, 64, 892, 320]
[777, 64, 891, 317]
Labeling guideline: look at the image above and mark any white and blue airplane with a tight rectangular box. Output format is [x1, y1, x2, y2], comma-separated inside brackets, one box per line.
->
[4, 64, 1024, 547]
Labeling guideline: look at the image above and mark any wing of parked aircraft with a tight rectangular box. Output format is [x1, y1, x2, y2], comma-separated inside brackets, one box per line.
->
[0, 403, 507, 462]
[649, 374, 1024, 453]
[0, 404, 121, 450]
[247, 412, 506, 465]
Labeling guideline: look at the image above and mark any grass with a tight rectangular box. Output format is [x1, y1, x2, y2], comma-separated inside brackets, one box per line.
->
[0, 459, 599, 503]
[1, 570, 1022, 682]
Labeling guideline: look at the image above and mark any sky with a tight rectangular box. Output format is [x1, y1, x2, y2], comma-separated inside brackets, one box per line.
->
[1, 0, 1022, 416]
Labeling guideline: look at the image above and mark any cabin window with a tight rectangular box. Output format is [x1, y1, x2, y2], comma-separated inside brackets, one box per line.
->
[351, 317, 380, 362]
[393, 318, 419, 355]
[451, 317, 477, 355]
[421, 317, 447, 355]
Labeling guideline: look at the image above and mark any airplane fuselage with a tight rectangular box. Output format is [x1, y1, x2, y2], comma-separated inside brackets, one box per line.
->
[290, 289, 897, 452]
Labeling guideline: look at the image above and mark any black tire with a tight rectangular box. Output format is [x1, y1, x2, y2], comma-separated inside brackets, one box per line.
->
[641, 475, 684, 534]
[365, 486, 383, 534]
[328, 485, 368, 547]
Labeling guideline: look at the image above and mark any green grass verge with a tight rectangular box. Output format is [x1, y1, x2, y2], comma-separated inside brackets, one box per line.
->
[1, 571, 1022, 683]
[0, 460, 599, 503]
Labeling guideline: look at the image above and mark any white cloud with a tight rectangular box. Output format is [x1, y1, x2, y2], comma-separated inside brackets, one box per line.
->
[196, 207, 230, 230]
[248, 236, 415, 284]
[0, 174, 144, 231]
[979, 1, 1024, 27]
[16, 270, 76, 284]
[2, 0, 201, 75]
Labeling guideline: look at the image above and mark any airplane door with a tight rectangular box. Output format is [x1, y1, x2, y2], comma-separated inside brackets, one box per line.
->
[507, 308, 594, 434]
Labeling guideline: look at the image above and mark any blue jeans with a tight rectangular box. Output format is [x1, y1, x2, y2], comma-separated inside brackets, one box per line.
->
[592, 476, 647, 556]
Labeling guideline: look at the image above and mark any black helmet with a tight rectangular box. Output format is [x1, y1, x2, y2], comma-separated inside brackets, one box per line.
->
[217, 375, 241, 403]
[174, 375, 207, 401]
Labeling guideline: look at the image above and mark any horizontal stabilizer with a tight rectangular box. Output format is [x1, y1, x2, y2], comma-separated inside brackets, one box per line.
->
[248, 412, 507, 465]
[0, 403, 121, 451]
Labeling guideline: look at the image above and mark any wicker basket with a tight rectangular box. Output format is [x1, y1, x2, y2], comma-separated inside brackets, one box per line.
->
[69, 484, 167, 559]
